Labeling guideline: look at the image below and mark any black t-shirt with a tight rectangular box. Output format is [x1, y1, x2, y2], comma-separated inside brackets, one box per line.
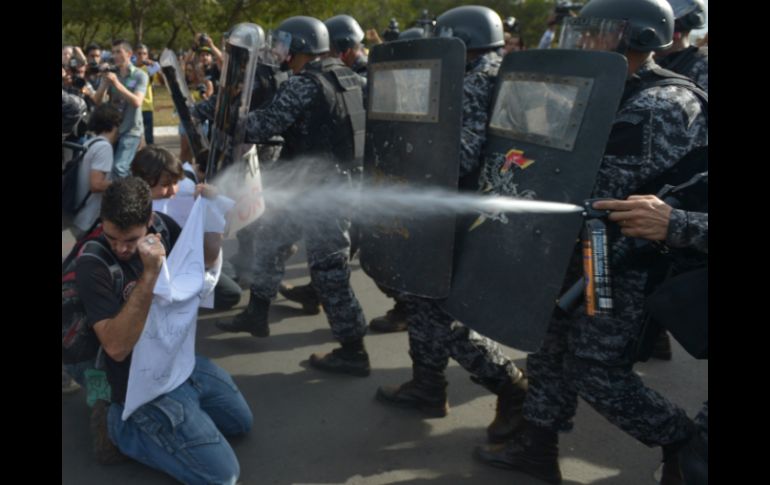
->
[75, 212, 181, 404]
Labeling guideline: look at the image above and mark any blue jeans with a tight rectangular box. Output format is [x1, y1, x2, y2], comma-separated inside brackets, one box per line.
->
[112, 134, 142, 179]
[107, 356, 253, 485]
[143, 111, 154, 145]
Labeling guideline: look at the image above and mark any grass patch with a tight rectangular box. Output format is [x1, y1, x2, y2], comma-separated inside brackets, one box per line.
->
[152, 86, 178, 127]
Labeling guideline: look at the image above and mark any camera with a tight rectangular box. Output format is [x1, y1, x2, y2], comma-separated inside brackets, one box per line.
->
[86, 61, 100, 75]
[196, 83, 207, 96]
[198, 33, 209, 45]
[99, 64, 120, 74]
[503, 16, 521, 34]
[72, 77, 87, 89]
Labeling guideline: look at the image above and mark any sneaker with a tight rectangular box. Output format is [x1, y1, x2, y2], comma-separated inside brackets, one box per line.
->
[62, 369, 81, 395]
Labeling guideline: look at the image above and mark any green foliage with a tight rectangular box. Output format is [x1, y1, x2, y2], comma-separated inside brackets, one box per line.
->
[63, 0, 579, 53]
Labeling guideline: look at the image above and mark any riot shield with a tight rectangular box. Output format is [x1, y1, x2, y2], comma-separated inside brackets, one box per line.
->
[359, 37, 465, 298]
[206, 23, 264, 179]
[214, 145, 265, 238]
[159, 49, 210, 169]
[441, 49, 628, 351]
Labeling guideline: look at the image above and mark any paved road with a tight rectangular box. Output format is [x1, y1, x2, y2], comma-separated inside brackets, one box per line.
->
[62, 135, 707, 485]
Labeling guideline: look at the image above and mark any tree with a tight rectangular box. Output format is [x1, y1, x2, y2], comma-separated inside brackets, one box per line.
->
[63, 0, 576, 52]
[62, 0, 119, 47]
[128, 0, 153, 45]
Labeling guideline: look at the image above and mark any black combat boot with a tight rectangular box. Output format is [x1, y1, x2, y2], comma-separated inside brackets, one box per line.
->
[309, 339, 370, 377]
[476, 370, 529, 443]
[474, 420, 562, 484]
[215, 295, 270, 337]
[376, 365, 449, 417]
[369, 300, 409, 333]
[679, 432, 708, 485]
[279, 282, 321, 315]
[659, 420, 699, 485]
[651, 329, 673, 360]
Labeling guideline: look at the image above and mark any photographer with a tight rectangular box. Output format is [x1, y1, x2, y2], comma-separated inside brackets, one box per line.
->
[93, 40, 148, 179]
[64, 59, 97, 110]
[178, 53, 213, 164]
[502, 17, 525, 54]
[194, 33, 222, 95]
[84, 44, 105, 90]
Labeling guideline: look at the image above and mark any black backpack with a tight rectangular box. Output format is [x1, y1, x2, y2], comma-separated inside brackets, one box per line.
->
[61, 137, 105, 225]
[61, 224, 123, 364]
[61, 214, 171, 364]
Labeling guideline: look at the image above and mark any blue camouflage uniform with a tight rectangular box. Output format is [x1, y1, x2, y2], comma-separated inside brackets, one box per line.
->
[667, 209, 708, 253]
[403, 51, 524, 389]
[522, 58, 708, 447]
[667, 208, 708, 446]
[657, 46, 708, 93]
[241, 59, 368, 344]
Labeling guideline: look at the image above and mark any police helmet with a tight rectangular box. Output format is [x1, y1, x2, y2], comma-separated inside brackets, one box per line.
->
[666, 0, 706, 32]
[435, 5, 504, 50]
[383, 18, 400, 42]
[398, 27, 427, 41]
[503, 16, 521, 34]
[579, 0, 675, 51]
[275, 16, 329, 55]
[324, 15, 364, 53]
[224, 23, 266, 50]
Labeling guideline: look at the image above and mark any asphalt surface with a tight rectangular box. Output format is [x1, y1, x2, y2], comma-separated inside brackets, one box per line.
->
[62, 134, 707, 485]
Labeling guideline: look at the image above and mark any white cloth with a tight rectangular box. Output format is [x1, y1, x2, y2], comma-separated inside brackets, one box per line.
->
[122, 197, 230, 420]
[214, 145, 265, 238]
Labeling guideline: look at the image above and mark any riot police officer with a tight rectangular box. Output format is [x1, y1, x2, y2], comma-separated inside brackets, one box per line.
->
[277, 13, 369, 310]
[474, 1, 708, 483]
[277, 13, 371, 317]
[215, 16, 371, 378]
[325, 14, 368, 76]
[396, 27, 429, 41]
[374, 5, 529, 446]
[656, 0, 708, 92]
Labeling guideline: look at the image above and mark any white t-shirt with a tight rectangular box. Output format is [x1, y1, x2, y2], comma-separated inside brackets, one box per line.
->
[73, 136, 113, 232]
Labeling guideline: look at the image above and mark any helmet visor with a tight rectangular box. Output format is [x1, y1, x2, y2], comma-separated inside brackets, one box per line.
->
[270, 30, 292, 64]
[559, 17, 629, 53]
